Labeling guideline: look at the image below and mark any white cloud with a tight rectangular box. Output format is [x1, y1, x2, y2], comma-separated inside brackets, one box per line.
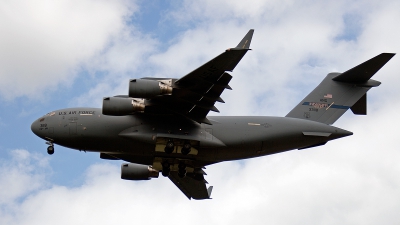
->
[70, 29, 159, 107]
[4, 0, 400, 224]
[0, 149, 50, 206]
[2, 101, 400, 224]
[0, 0, 137, 100]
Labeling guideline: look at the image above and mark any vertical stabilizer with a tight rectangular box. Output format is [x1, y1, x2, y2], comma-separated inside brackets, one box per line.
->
[286, 53, 395, 124]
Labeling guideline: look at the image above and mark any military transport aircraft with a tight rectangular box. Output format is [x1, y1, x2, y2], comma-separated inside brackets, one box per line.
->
[31, 29, 395, 200]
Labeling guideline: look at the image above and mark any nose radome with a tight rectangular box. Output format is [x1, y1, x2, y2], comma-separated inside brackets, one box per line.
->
[31, 119, 40, 136]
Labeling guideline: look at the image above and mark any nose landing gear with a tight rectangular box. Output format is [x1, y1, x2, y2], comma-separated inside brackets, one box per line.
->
[45, 139, 54, 155]
[47, 146, 54, 155]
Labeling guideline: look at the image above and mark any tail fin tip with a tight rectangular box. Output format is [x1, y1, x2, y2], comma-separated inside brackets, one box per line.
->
[236, 29, 254, 49]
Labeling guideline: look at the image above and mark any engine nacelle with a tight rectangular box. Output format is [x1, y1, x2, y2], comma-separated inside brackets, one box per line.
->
[129, 79, 172, 98]
[121, 163, 159, 180]
[102, 97, 144, 116]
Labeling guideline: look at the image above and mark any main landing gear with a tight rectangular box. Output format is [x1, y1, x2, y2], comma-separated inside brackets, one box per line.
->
[163, 139, 191, 155]
[181, 142, 191, 155]
[161, 139, 192, 178]
[161, 161, 187, 178]
[164, 139, 174, 154]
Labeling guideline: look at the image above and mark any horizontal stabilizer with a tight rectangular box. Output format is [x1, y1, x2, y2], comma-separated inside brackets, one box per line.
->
[333, 53, 395, 83]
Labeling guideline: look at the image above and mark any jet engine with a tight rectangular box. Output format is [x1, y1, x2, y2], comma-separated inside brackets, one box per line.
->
[102, 97, 145, 116]
[129, 79, 172, 98]
[121, 163, 159, 180]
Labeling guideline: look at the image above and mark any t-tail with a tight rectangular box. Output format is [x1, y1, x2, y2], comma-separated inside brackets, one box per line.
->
[286, 53, 395, 125]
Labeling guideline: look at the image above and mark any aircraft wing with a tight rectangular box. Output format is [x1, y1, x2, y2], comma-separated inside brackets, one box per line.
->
[168, 168, 213, 200]
[101, 152, 214, 199]
[144, 29, 254, 124]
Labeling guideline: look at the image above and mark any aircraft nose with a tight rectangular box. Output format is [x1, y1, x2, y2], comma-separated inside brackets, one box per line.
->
[31, 119, 40, 137]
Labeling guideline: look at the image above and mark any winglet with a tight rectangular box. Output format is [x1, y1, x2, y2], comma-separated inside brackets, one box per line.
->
[333, 53, 395, 83]
[236, 29, 254, 49]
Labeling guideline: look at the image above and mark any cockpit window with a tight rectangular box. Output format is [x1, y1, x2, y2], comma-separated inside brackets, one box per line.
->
[45, 112, 56, 117]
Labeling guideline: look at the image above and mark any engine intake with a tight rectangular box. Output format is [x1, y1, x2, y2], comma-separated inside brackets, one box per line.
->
[129, 79, 172, 98]
[121, 163, 159, 180]
[102, 97, 144, 116]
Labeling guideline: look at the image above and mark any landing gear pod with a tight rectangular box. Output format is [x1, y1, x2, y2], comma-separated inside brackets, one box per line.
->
[121, 163, 159, 180]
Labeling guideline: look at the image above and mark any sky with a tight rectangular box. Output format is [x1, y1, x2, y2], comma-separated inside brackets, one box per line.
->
[1, 0, 400, 224]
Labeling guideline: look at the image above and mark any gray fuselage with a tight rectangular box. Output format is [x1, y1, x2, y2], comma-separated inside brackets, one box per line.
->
[31, 107, 352, 166]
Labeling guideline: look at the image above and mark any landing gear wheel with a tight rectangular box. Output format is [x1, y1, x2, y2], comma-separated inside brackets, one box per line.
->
[164, 139, 174, 154]
[162, 162, 170, 177]
[178, 162, 186, 178]
[181, 142, 191, 155]
[47, 146, 54, 155]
